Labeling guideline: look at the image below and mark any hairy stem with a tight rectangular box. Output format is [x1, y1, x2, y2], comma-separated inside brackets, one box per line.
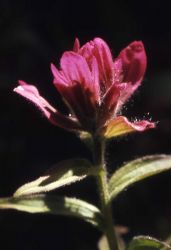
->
[93, 135, 120, 250]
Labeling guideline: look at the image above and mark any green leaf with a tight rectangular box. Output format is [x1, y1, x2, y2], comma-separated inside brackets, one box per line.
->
[109, 155, 171, 201]
[0, 194, 103, 230]
[14, 158, 95, 197]
[127, 236, 171, 250]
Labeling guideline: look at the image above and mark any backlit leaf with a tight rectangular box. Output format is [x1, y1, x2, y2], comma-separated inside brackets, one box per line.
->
[127, 236, 171, 250]
[109, 155, 171, 201]
[14, 158, 95, 197]
[0, 194, 103, 230]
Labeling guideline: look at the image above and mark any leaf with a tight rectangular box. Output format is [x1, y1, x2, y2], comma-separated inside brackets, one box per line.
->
[127, 236, 171, 250]
[109, 155, 171, 201]
[0, 194, 103, 230]
[14, 158, 95, 197]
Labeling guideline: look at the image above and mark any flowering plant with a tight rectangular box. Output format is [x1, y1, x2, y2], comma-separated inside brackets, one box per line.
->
[0, 37, 171, 250]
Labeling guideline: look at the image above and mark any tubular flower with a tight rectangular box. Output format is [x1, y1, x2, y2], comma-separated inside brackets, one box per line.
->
[14, 38, 155, 137]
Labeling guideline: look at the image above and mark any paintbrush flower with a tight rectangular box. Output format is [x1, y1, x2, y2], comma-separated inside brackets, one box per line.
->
[14, 38, 155, 137]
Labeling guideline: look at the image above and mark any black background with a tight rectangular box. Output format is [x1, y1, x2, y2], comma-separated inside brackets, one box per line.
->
[0, 0, 171, 249]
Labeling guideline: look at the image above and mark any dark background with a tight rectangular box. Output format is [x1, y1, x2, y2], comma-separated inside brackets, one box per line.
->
[0, 0, 171, 249]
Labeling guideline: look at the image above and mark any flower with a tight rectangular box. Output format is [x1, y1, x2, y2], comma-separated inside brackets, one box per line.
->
[14, 37, 155, 137]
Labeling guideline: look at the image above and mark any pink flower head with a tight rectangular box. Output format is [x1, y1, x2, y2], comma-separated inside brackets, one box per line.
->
[14, 38, 155, 137]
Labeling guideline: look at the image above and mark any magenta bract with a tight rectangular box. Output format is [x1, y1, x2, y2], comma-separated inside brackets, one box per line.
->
[14, 38, 155, 136]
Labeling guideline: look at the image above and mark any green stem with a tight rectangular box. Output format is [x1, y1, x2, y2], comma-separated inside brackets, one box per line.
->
[93, 135, 120, 250]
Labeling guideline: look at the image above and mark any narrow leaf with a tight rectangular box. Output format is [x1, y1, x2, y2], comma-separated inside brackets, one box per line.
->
[14, 159, 94, 197]
[109, 155, 171, 200]
[0, 194, 103, 230]
[127, 236, 171, 250]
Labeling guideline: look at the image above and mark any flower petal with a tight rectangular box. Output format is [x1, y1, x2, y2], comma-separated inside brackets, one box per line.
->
[73, 38, 80, 52]
[79, 38, 114, 89]
[52, 55, 98, 123]
[119, 82, 139, 107]
[113, 59, 123, 83]
[51, 63, 68, 85]
[102, 83, 127, 113]
[118, 41, 147, 85]
[60, 51, 93, 90]
[14, 81, 81, 131]
[93, 38, 114, 87]
[102, 116, 155, 138]
[91, 56, 100, 102]
[54, 82, 96, 131]
[97, 84, 122, 128]
[52, 52, 99, 129]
